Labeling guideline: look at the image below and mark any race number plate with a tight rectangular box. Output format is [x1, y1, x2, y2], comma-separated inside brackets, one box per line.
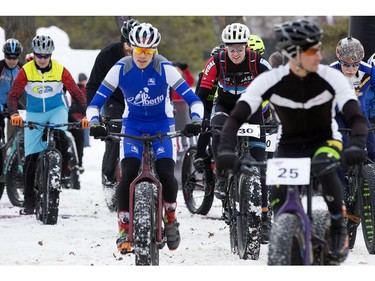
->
[266, 158, 311, 185]
[237, 123, 260, 138]
[265, 133, 277, 152]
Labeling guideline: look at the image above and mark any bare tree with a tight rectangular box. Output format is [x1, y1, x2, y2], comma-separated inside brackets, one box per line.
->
[3, 16, 36, 64]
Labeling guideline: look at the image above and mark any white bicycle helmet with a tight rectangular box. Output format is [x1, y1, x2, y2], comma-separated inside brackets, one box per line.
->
[129, 23, 161, 48]
[31, 35, 55, 54]
[221, 23, 250, 44]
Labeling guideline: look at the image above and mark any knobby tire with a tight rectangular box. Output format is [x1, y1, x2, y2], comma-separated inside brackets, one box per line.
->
[268, 213, 305, 265]
[35, 150, 62, 225]
[5, 152, 24, 207]
[237, 169, 262, 260]
[359, 163, 375, 254]
[133, 182, 159, 265]
[181, 146, 214, 215]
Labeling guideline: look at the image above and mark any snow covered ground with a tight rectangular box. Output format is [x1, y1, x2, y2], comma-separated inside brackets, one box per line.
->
[1, 138, 375, 280]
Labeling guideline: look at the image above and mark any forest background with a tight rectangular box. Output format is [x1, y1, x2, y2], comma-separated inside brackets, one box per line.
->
[0, 16, 350, 74]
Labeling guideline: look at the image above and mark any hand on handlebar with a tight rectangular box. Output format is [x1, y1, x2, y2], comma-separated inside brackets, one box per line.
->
[89, 119, 107, 138]
[342, 145, 366, 167]
[10, 113, 23, 127]
[183, 122, 201, 137]
[81, 117, 90, 129]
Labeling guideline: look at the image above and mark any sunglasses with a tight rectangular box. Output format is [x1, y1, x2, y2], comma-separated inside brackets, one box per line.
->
[133, 47, 155, 55]
[227, 45, 245, 53]
[34, 53, 51, 59]
[340, 61, 360, 68]
[304, 44, 322, 56]
[5, 55, 19, 60]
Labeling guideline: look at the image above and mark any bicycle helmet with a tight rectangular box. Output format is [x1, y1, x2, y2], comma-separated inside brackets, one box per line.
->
[336, 36, 364, 64]
[129, 23, 161, 48]
[221, 23, 250, 45]
[247, 34, 265, 55]
[3, 38, 23, 57]
[275, 19, 323, 57]
[120, 18, 140, 43]
[31, 35, 55, 54]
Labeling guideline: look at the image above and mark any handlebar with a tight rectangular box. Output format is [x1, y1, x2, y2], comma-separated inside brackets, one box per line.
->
[99, 130, 186, 142]
[25, 121, 83, 130]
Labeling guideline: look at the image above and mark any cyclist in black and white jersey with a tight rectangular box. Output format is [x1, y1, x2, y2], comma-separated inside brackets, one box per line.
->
[217, 19, 368, 264]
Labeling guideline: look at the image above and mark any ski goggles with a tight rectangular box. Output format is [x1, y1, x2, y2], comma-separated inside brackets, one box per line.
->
[133, 47, 156, 55]
[34, 53, 51, 59]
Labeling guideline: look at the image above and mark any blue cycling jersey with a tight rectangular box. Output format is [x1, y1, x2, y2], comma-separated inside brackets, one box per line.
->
[330, 60, 375, 113]
[87, 54, 203, 123]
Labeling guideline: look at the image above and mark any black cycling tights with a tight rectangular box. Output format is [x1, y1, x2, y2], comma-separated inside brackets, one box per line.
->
[23, 129, 70, 205]
[117, 157, 178, 211]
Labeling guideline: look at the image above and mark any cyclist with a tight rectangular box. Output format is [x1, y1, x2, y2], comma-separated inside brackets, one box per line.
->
[197, 23, 272, 241]
[0, 38, 25, 140]
[217, 19, 368, 264]
[86, 23, 203, 254]
[330, 36, 375, 163]
[86, 18, 140, 210]
[331, 37, 375, 249]
[7, 35, 89, 215]
[193, 45, 223, 171]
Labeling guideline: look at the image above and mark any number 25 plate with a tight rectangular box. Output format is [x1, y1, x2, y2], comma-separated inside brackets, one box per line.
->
[266, 158, 311, 185]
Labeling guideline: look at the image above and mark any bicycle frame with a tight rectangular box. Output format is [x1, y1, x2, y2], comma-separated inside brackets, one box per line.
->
[127, 139, 164, 245]
[107, 131, 184, 246]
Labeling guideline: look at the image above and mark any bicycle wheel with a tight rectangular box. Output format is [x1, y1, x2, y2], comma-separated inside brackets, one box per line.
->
[5, 152, 24, 207]
[133, 182, 159, 265]
[237, 169, 262, 260]
[311, 209, 330, 265]
[268, 213, 305, 265]
[181, 146, 214, 215]
[359, 163, 375, 254]
[227, 176, 238, 254]
[35, 151, 62, 225]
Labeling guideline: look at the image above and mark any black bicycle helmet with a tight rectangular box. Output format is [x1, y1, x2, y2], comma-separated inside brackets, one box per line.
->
[275, 19, 323, 57]
[3, 38, 23, 57]
[121, 18, 140, 43]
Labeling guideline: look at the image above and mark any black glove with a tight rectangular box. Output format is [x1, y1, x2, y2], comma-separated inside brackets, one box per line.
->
[201, 119, 211, 132]
[342, 145, 366, 166]
[216, 143, 239, 171]
[183, 123, 201, 137]
[90, 124, 108, 138]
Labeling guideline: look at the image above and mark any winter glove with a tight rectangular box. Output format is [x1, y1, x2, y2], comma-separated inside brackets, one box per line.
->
[89, 119, 107, 138]
[342, 145, 366, 167]
[81, 117, 90, 129]
[10, 113, 23, 127]
[183, 122, 201, 137]
[201, 119, 211, 132]
[216, 142, 239, 171]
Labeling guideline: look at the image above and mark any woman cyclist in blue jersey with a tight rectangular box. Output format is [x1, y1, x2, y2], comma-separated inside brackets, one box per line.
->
[86, 23, 204, 254]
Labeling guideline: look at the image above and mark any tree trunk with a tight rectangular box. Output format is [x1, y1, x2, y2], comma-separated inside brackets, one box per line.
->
[3, 16, 36, 64]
